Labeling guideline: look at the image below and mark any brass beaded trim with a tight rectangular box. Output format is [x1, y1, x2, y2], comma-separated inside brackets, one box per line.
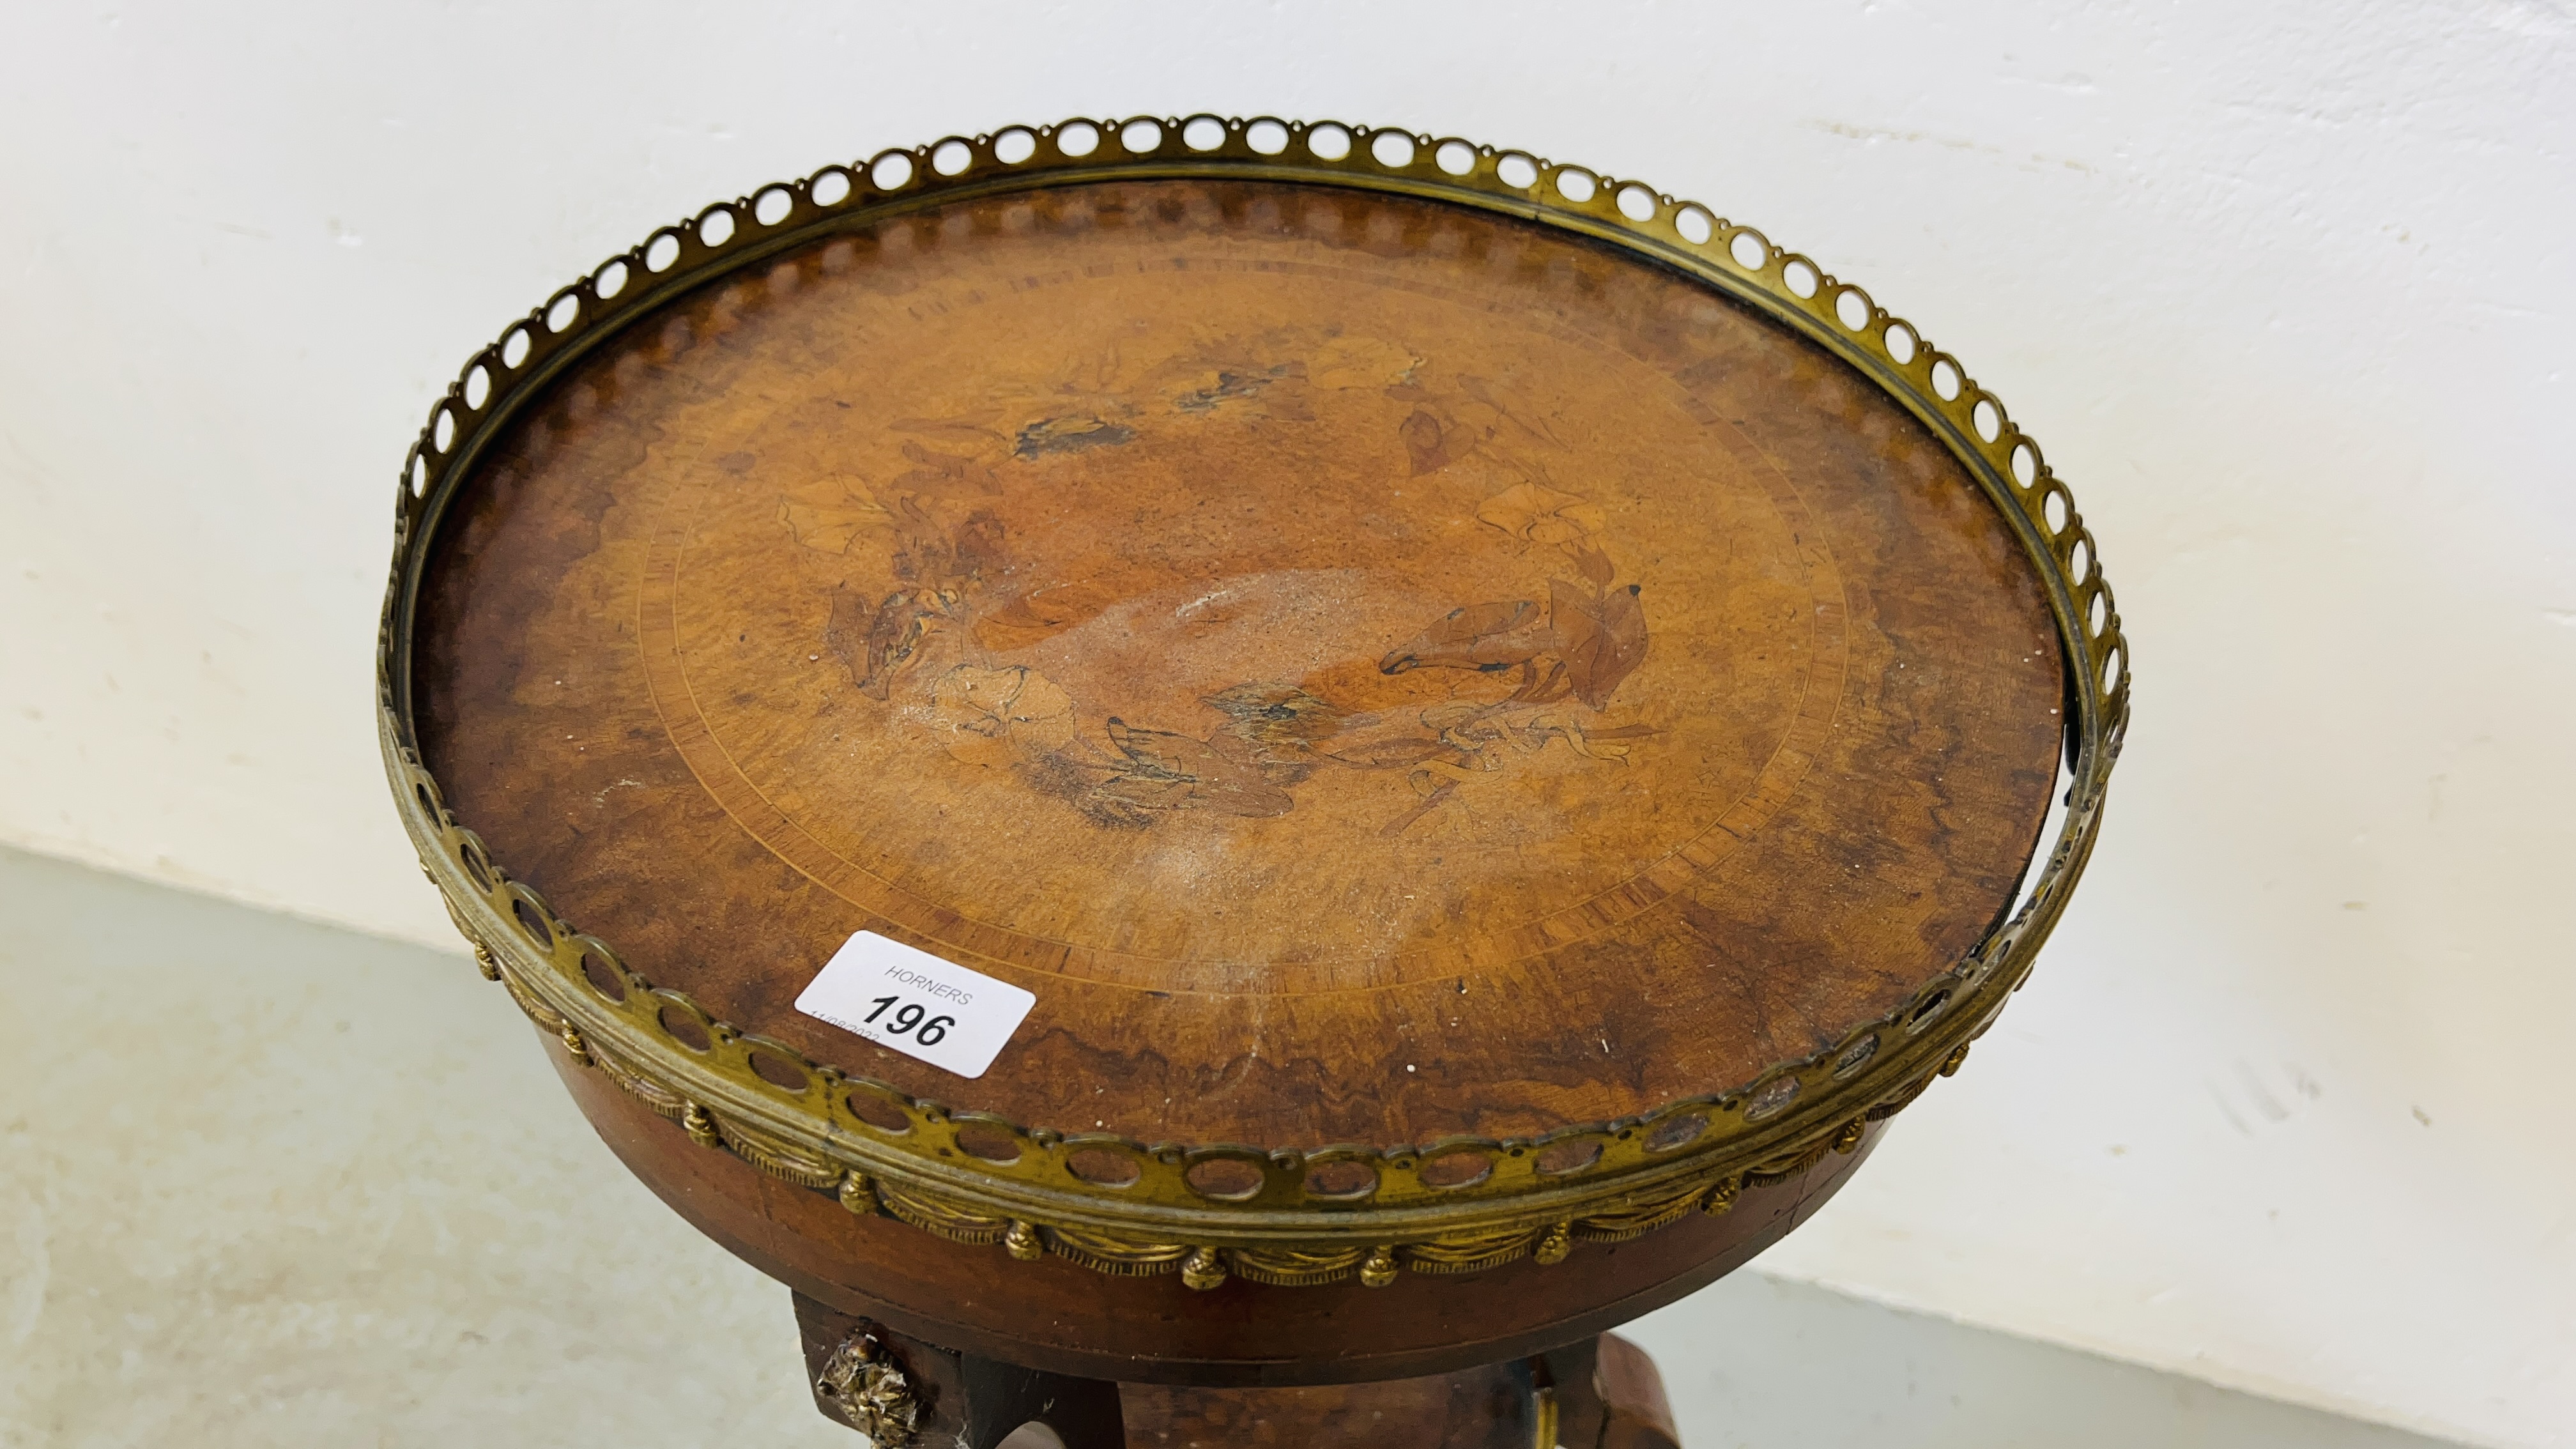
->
[480, 926, 1950, 1290]
[379, 114, 2127, 1287]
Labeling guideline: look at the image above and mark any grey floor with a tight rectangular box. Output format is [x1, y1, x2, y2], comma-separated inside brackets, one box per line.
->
[0, 843, 2462, 1448]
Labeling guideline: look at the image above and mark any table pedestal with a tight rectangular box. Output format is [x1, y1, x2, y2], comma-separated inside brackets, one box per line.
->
[793, 1294, 1682, 1449]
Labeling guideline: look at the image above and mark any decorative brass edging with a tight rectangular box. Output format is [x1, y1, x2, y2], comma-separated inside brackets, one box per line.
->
[378, 114, 2128, 1287]
[486, 928, 1906, 1290]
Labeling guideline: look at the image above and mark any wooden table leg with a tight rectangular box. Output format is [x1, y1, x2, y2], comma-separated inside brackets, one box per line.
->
[796, 1291, 1678, 1448]
[1119, 1337, 1679, 1449]
[795, 1292, 1126, 1448]
[1556, 1333, 1682, 1449]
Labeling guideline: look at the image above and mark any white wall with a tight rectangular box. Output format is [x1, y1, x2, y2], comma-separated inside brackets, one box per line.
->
[2, 3, 2567, 1443]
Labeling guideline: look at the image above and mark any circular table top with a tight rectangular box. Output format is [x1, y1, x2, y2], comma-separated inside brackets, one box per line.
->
[410, 175, 2064, 1154]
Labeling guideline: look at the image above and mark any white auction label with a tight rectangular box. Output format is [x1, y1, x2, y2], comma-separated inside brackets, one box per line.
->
[793, 931, 1036, 1080]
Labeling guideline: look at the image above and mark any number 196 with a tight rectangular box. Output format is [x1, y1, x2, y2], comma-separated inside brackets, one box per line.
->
[866, 995, 954, 1046]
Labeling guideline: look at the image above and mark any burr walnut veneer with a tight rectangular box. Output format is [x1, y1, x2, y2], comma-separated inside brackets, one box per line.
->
[381, 117, 2126, 1446]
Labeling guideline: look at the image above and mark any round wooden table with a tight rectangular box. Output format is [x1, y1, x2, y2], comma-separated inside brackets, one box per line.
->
[381, 116, 2127, 1448]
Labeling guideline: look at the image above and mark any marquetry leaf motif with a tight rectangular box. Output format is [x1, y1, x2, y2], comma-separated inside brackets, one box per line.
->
[1322, 730, 1459, 770]
[827, 583, 958, 700]
[1573, 542, 1618, 588]
[1475, 480, 1607, 548]
[1457, 373, 1567, 452]
[974, 579, 1124, 650]
[888, 410, 1008, 453]
[1399, 408, 1448, 474]
[1379, 599, 1553, 674]
[931, 664, 1077, 767]
[1551, 579, 1650, 709]
[896, 436, 992, 481]
[1013, 414, 1135, 459]
[778, 477, 893, 553]
[1095, 719, 1296, 818]
[1199, 682, 1349, 765]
